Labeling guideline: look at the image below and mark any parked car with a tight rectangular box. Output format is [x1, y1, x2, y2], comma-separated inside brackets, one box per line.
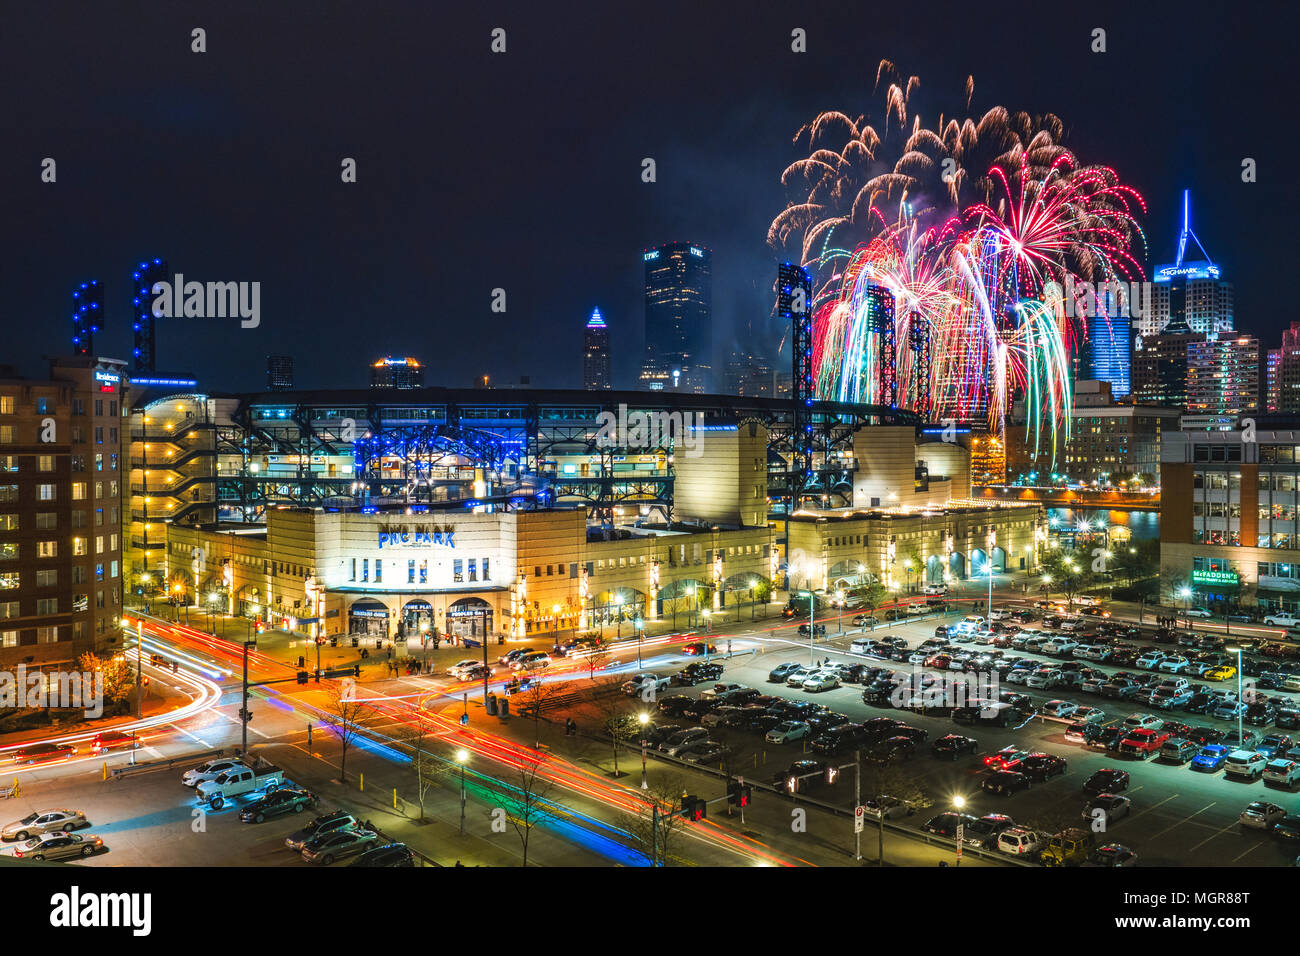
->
[0, 831, 103, 861]
[982, 770, 1031, 795]
[181, 757, 247, 788]
[240, 787, 317, 823]
[2, 809, 91, 841]
[349, 842, 417, 867]
[996, 827, 1046, 856]
[1223, 750, 1269, 780]
[765, 721, 811, 745]
[1083, 768, 1130, 795]
[1239, 801, 1287, 829]
[922, 811, 979, 837]
[301, 827, 381, 864]
[1082, 793, 1131, 824]
[285, 810, 362, 852]
[1264, 758, 1300, 788]
[931, 734, 979, 760]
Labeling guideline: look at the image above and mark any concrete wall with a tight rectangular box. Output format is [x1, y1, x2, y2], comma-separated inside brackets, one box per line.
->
[672, 423, 768, 528]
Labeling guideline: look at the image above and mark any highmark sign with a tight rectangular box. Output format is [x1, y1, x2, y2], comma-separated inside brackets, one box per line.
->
[1191, 569, 1238, 586]
[377, 524, 456, 549]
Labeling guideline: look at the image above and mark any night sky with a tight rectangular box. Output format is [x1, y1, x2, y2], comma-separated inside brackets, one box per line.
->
[2, 1, 1295, 392]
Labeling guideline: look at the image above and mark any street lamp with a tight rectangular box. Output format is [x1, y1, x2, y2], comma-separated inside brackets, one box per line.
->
[552, 603, 562, 646]
[1041, 574, 1052, 603]
[1178, 586, 1193, 629]
[638, 712, 650, 790]
[836, 589, 845, 633]
[634, 617, 645, 667]
[953, 794, 967, 867]
[1226, 645, 1245, 747]
[456, 748, 469, 835]
[686, 585, 696, 630]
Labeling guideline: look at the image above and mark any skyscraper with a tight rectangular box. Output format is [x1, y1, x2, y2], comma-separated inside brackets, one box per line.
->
[1186, 333, 1259, 422]
[370, 356, 424, 389]
[71, 279, 103, 356]
[131, 258, 168, 372]
[1084, 297, 1131, 398]
[1267, 322, 1300, 414]
[1140, 191, 1233, 337]
[642, 242, 712, 392]
[1130, 318, 1203, 409]
[583, 308, 611, 390]
[267, 354, 294, 391]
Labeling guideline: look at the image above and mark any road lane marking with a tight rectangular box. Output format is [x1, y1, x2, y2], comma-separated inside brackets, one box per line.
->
[1145, 801, 1216, 841]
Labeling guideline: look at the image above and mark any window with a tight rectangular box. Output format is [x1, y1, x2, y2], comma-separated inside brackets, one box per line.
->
[71, 482, 86, 500]
[110, 560, 118, 579]
[35, 570, 56, 587]
[0, 456, 15, 472]
[0, 543, 13, 561]
[37, 455, 54, 472]
[35, 513, 56, 530]
[419, 560, 427, 584]
[37, 541, 56, 558]
[453, 559, 464, 583]
[72, 537, 87, 556]
[0, 602, 18, 620]
[95, 536, 103, 555]
[94, 454, 103, 471]
[361, 559, 369, 582]
[95, 508, 103, 526]
[36, 598, 58, 615]
[374, 560, 382, 583]
[95, 564, 104, 582]
[407, 560, 415, 584]
[71, 510, 86, 529]
[37, 484, 55, 501]
[0, 426, 13, 445]
[468, 559, 477, 582]
[349, 558, 356, 581]
[71, 566, 85, 585]
[0, 631, 14, 647]
[94, 399, 103, 417]
[0, 396, 12, 414]
[483, 558, 490, 581]
[0, 485, 17, 503]
[0, 573, 18, 589]
[36, 626, 58, 644]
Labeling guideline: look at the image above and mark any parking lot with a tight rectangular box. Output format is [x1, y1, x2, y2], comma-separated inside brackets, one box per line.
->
[628, 603, 1300, 866]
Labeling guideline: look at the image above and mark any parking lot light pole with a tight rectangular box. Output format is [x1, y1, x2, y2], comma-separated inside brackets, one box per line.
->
[808, 590, 816, 666]
[241, 638, 257, 756]
[635, 617, 644, 667]
[134, 618, 144, 718]
[836, 590, 844, 633]
[1226, 645, 1244, 745]
[953, 794, 967, 867]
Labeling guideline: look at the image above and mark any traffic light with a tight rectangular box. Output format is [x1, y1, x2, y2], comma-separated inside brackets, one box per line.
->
[254, 620, 264, 634]
[239, 707, 253, 723]
[727, 782, 742, 806]
[739, 785, 751, 808]
[296, 670, 308, 685]
[679, 795, 706, 821]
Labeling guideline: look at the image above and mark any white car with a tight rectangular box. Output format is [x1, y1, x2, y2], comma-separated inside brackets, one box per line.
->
[1026, 668, 1062, 689]
[1, 809, 91, 841]
[803, 672, 841, 692]
[512, 652, 552, 671]
[1224, 750, 1268, 780]
[182, 758, 247, 789]
[865, 796, 914, 819]
[1083, 794, 1132, 823]
[1043, 638, 1078, 655]
[1058, 618, 1086, 633]
[765, 721, 811, 744]
[997, 827, 1046, 856]
[923, 585, 947, 596]
[1073, 706, 1106, 723]
[447, 659, 484, 679]
[1264, 612, 1300, 627]
[1136, 652, 1166, 670]
[1181, 607, 1213, 619]
[1239, 801, 1286, 828]
[1042, 700, 1078, 718]
[989, 609, 1012, 621]
[1122, 713, 1164, 732]
[1264, 759, 1300, 787]
[701, 682, 745, 698]
[1158, 657, 1190, 674]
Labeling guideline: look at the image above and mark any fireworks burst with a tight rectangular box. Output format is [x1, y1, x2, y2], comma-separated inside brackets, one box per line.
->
[769, 61, 1147, 461]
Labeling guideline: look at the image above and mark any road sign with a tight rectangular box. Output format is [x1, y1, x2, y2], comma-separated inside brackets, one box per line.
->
[854, 805, 865, 833]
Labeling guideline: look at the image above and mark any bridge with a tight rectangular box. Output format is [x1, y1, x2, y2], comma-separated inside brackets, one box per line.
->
[972, 485, 1161, 512]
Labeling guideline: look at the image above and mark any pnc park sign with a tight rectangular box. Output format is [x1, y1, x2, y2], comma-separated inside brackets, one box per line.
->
[377, 523, 456, 550]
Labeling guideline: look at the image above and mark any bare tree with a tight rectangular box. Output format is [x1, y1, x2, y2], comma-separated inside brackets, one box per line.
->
[516, 675, 567, 748]
[581, 635, 614, 681]
[505, 754, 558, 867]
[396, 718, 443, 821]
[581, 677, 637, 777]
[627, 772, 692, 867]
[323, 678, 368, 784]
[859, 761, 932, 866]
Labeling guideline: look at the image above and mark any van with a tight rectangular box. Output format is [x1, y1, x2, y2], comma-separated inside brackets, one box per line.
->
[1159, 738, 1198, 763]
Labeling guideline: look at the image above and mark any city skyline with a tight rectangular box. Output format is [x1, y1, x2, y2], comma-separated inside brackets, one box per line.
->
[3, 3, 1295, 393]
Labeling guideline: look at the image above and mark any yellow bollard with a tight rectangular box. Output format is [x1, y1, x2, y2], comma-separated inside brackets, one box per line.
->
[359, 772, 364, 792]
[393, 788, 398, 809]
[102, 762, 108, 781]
[11, 778, 19, 798]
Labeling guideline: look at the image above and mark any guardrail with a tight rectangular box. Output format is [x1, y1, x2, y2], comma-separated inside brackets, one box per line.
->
[108, 748, 228, 779]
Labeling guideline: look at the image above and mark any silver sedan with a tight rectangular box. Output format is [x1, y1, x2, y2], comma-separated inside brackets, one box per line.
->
[2, 809, 90, 841]
[0, 831, 103, 861]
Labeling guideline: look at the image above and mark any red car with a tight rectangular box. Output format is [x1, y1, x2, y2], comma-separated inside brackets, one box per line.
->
[8, 743, 77, 765]
[90, 731, 144, 755]
[683, 642, 717, 656]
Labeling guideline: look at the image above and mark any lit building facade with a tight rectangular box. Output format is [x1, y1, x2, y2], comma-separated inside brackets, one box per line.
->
[642, 242, 712, 392]
[370, 356, 424, 389]
[1186, 334, 1259, 419]
[582, 308, 611, 390]
[1063, 380, 1179, 484]
[0, 357, 128, 669]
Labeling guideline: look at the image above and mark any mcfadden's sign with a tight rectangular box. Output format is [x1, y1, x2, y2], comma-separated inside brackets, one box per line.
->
[377, 522, 456, 550]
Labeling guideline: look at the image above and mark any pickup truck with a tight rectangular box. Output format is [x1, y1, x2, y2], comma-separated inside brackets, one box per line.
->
[1118, 728, 1169, 759]
[195, 761, 284, 809]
